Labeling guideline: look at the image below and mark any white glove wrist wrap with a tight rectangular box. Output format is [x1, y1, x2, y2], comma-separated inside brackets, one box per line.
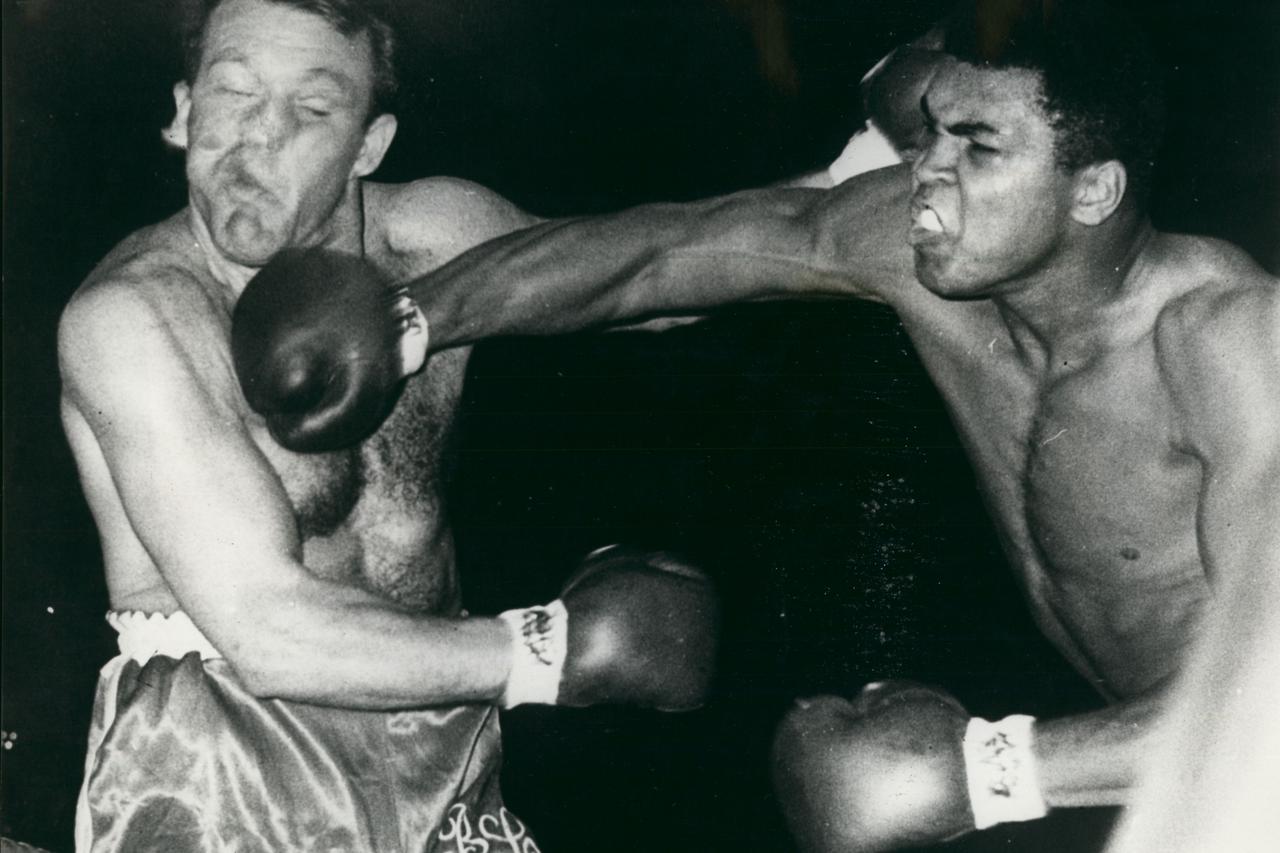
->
[963, 714, 1048, 829]
[497, 600, 568, 708]
[390, 286, 430, 377]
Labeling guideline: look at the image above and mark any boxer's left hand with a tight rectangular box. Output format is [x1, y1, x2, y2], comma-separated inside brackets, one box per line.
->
[771, 681, 975, 853]
[231, 248, 428, 452]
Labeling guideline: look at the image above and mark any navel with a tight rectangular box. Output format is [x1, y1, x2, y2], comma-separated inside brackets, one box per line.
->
[1120, 546, 1141, 561]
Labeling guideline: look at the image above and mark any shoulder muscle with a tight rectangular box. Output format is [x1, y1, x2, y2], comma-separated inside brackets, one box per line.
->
[372, 177, 541, 266]
[1156, 276, 1280, 458]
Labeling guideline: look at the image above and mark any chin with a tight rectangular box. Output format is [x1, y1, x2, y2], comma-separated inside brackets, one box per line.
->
[214, 220, 291, 268]
[913, 255, 997, 301]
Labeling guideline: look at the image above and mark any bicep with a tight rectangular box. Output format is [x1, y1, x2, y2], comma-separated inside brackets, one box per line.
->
[60, 288, 303, 631]
[661, 167, 914, 307]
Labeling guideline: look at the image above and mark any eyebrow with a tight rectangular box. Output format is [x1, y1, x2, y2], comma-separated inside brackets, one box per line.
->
[920, 96, 1000, 138]
[297, 68, 356, 94]
[203, 51, 355, 94]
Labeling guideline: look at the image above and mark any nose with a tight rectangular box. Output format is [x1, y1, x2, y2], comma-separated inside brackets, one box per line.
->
[242, 96, 294, 151]
[912, 132, 957, 187]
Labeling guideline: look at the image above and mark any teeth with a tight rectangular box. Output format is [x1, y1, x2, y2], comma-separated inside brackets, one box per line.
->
[917, 208, 944, 232]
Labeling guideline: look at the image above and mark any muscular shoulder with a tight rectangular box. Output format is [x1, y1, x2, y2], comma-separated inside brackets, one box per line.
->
[1154, 237, 1277, 359]
[365, 177, 539, 272]
[1153, 236, 1279, 451]
[59, 216, 237, 410]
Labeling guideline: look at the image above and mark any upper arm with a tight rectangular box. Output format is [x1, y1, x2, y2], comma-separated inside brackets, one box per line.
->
[620, 167, 915, 313]
[1157, 281, 1280, 586]
[58, 276, 306, 653]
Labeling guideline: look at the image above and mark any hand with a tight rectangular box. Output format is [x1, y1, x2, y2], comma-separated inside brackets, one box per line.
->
[500, 546, 720, 711]
[230, 248, 428, 452]
[771, 681, 975, 853]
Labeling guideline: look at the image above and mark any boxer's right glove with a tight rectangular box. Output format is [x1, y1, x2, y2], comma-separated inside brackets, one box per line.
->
[497, 546, 720, 711]
[231, 248, 429, 453]
[770, 681, 1048, 852]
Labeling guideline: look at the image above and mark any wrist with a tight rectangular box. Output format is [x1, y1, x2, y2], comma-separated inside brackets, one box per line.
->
[496, 600, 568, 708]
[389, 285, 429, 376]
[963, 714, 1049, 829]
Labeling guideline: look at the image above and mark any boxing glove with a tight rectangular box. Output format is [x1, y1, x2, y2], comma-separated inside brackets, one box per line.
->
[498, 545, 719, 711]
[771, 681, 976, 853]
[231, 248, 429, 452]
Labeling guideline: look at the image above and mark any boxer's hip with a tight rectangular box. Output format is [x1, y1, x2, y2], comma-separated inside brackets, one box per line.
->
[77, 611, 539, 853]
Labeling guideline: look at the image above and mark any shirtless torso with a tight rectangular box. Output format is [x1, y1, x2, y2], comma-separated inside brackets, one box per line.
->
[62, 178, 531, 621]
[889, 232, 1272, 701]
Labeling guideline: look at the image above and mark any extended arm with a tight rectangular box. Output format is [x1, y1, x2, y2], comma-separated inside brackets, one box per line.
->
[229, 166, 915, 452]
[410, 165, 914, 351]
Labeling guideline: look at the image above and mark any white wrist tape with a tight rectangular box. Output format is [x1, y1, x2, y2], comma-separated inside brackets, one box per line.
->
[963, 715, 1049, 829]
[497, 600, 568, 708]
[389, 286, 430, 377]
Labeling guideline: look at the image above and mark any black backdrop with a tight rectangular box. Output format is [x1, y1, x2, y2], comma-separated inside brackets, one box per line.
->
[3, 1, 1277, 851]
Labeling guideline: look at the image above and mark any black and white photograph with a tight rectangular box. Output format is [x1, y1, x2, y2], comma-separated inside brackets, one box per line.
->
[3, 1, 1278, 851]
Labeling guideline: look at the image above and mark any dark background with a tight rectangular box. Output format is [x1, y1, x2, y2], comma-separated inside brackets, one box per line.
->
[3, 1, 1277, 850]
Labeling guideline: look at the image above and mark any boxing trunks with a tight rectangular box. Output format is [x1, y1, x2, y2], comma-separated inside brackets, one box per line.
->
[75, 612, 539, 853]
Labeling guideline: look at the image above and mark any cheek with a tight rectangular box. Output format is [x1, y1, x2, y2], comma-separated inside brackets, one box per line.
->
[964, 174, 1062, 252]
[186, 104, 244, 155]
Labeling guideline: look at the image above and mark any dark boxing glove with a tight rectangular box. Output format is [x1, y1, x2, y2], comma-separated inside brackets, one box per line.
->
[231, 248, 429, 452]
[772, 681, 1049, 852]
[497, 545, 719, 711]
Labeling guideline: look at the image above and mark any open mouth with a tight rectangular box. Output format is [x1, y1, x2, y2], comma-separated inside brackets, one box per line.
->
[915, 207, 944, 233]
[908, 201, 948, 245]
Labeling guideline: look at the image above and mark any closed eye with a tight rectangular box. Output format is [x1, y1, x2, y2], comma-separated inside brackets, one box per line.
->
[298, 102, 333, 118]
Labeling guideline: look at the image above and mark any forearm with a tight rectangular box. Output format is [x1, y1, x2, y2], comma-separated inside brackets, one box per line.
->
[209, 572, 512, 709]
[1032, 688, 1168, 808]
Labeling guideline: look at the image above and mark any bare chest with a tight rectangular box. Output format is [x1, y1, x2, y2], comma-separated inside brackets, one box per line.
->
[906, 315, 1208, 693]
[1025, 360, 1201, 579]
[251, 347, 472, 609]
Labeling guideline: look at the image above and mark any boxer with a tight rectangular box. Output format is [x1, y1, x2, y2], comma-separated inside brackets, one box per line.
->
[229, 1, 1279, 850]
[58, 2, 716, 850]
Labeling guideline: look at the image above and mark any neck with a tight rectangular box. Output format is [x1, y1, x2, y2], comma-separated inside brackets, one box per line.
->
[996, 212, 1155, 370]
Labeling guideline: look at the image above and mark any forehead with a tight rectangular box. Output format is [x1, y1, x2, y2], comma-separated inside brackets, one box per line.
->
[925, 61, 1052, 135]
[200, 0, 375, 88]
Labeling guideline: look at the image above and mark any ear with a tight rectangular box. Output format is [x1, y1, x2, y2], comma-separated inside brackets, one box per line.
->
[1070, 160, 1127, 226]
[351, 113, 398, 178]
[162, 81, 192, 150]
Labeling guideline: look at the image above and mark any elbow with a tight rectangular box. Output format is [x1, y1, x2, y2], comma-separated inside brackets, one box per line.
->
[207, 598, 317, 700]
[216, 635, 295, 699]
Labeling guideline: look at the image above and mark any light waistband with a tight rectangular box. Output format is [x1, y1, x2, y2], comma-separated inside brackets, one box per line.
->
[107, 610, 223, 665]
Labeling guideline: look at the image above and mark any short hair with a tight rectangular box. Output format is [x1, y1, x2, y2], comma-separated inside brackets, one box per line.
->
[182, 0, 399, 120]
[944, 0, 1166, 206]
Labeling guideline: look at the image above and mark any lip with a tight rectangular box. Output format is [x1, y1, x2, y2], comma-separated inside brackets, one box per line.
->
[907, 198, 949, 247]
